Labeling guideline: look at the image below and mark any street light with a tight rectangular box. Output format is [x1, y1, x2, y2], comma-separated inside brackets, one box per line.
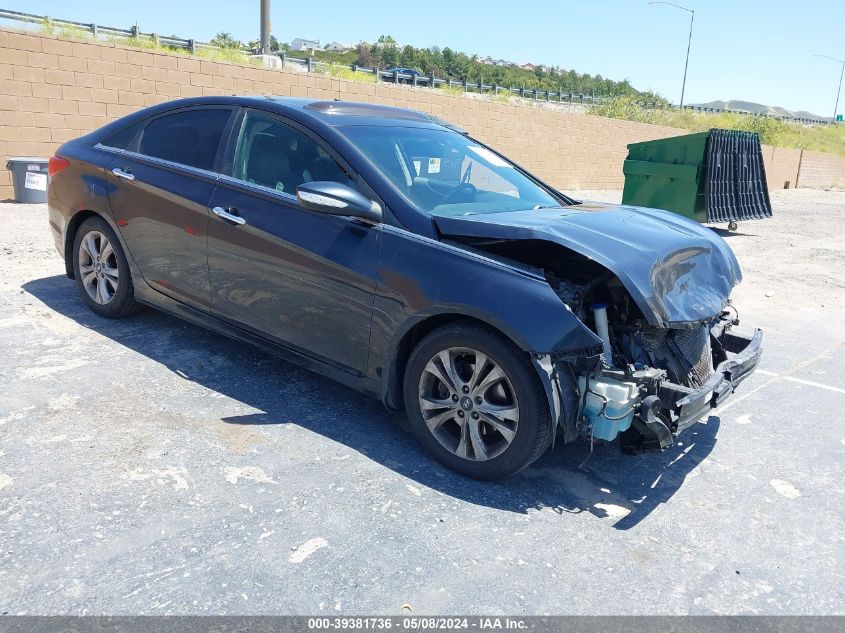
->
[813, 54, 845, 123]
[649, 2, 695, 108]
[260, 0, 271, 55]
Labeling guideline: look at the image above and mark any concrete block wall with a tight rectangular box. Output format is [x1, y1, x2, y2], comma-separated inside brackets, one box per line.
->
[797, 150, 845, 189]
[1, 28, 842, 201]
[762, 146, 803, 190]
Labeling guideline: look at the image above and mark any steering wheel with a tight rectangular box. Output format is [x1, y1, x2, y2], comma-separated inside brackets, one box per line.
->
[438, 182, 477, 206]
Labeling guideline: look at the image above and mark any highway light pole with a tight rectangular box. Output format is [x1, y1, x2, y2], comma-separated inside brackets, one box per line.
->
[649, 2, 695, 108]
[813, 54, 845, 123]
[260, 0, 271, 55]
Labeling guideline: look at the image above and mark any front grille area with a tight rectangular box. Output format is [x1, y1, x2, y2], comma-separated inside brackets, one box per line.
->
[672, 326, 714, 387]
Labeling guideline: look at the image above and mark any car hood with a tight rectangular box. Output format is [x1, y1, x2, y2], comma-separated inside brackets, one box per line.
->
[433, 201, 742, 327]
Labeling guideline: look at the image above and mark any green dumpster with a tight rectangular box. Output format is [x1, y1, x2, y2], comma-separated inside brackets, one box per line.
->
[621, 128, 772, 227]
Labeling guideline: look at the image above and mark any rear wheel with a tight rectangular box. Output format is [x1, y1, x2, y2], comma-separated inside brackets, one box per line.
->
[72, 217, 140, 318]
[403, 323, 552, 479]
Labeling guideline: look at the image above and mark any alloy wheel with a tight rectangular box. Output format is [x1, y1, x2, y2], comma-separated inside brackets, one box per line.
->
[78, 230, 119, 305]
[417, 347, 519, 461]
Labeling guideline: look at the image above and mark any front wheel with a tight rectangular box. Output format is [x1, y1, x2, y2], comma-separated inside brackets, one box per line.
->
[403, 323, 553, 479]
[72, 216, 140, 318]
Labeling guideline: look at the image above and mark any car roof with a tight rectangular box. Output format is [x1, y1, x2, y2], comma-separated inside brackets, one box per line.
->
[152, 95, 461, 131]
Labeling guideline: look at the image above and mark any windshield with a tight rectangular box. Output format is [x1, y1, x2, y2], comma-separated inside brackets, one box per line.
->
[339, 125, 564, 216]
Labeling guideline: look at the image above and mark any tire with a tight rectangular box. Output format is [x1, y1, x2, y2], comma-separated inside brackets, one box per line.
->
[72, 216, 140, 319]
[403, 322, 553, 480]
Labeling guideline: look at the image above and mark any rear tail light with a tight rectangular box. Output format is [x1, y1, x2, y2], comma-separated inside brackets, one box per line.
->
[48, 156, 70, 177]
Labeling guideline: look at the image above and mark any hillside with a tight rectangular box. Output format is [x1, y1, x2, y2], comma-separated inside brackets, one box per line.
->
[691, 99, 827, 122]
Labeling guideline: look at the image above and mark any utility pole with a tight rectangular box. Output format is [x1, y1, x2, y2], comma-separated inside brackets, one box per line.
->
[649, 2, 695, 108]
[260, 0, 271, 55]
[813, 54, 845, 123]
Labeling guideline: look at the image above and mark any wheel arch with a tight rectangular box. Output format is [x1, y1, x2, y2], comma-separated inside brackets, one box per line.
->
[381, 311, 538, 411]
[64, 209, 138, 279]
[64, 210, 101, 278]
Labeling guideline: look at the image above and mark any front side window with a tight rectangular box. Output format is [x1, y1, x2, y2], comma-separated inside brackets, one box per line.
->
[232, 111, 353, 195]
[137, 108, 232, 171]
[339, 125, 563, 217]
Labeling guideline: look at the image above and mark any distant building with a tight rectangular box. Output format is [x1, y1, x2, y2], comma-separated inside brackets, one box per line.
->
[291, 38, 320, 52]
[478, 56, 495, 65]
[324, 41, 352, 52]
[520, 63, 535, 71]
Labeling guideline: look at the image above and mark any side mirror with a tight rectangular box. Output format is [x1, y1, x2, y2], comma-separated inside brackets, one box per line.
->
[296, 181, 382, 223]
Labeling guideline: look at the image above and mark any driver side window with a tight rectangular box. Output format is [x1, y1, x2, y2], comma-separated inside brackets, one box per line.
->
[232, 111, 353, 195]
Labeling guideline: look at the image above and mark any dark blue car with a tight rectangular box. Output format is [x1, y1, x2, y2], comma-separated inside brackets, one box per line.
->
[46, 97, 762, 479]
[385, 68, 423, 83]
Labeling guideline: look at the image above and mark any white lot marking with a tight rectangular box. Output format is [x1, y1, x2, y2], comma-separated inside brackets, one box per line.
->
[224, 466, 278, 485]
[259, 530, 275, 540]
[124, 467, 190, 490]
[0, 474, 12, 490]
[735, 415, 752, 425]
[406, 485, 421, 496]
[756, 370, 845, 394]
[289, 537, 328, 563]
[716, 349, 835, 415]
[770, 479, 801, 499]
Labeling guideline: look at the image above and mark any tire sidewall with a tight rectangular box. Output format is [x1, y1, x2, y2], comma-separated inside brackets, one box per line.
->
[403, 325, 549, 480]
[72, 217, 134, 318]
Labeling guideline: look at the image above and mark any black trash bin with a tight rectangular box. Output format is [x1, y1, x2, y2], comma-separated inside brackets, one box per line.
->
[6, 157, 49, 203]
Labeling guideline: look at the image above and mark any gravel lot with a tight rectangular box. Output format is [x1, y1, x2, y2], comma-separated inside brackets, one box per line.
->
[0, 189, 843, 615]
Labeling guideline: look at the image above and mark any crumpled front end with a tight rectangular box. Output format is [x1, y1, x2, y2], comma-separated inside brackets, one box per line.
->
[434, 201, 762, 449]
[557, 309, 763, 451]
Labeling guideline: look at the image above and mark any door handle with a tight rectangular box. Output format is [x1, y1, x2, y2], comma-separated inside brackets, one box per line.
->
[112, 167, 135, 181]
[212, 206, 246, 225]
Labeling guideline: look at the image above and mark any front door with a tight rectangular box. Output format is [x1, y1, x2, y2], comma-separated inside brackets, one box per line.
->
[104, 106, 235, 311]
[207, 109, 381, 375]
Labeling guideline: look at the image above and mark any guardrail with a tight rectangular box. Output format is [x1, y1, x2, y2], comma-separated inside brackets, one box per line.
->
[0, 7, 832, 125]
[0, 7, 224, 54]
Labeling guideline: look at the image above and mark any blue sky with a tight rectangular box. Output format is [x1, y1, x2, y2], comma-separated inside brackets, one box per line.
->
[6, 0, 844, 117]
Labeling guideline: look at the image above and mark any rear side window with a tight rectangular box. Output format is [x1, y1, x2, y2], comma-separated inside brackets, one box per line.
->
[138, 108, 232, 171]
[102, 120, 145, 151]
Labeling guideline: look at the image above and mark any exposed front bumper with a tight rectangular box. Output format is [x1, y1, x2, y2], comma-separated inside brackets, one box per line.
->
[661, 328, 764, 435]
[542, 323, 764, 449]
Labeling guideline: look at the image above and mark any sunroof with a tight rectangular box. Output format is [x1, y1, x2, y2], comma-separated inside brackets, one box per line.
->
[304, 101, 431, 121]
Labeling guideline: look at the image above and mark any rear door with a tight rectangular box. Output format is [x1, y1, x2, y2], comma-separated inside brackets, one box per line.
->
[207, 108, 382, 375]
[102, 106, 235, 311]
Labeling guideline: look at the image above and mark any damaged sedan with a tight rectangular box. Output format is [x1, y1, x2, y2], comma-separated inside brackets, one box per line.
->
[47, 96, 762, 479]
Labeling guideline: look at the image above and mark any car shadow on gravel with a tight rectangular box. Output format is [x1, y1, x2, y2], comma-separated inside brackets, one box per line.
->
[24, 274, 719, 530]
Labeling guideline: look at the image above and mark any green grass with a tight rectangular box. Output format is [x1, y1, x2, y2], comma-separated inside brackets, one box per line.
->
[311, 49, 358, 66]
[107, 36, 260, 65]
[324, 63, 378, 84]
[39, 18, 100, 41]
[36, 19, 259, 65]
[589, 96, 845, 156]
[439, 84, 467, 96]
